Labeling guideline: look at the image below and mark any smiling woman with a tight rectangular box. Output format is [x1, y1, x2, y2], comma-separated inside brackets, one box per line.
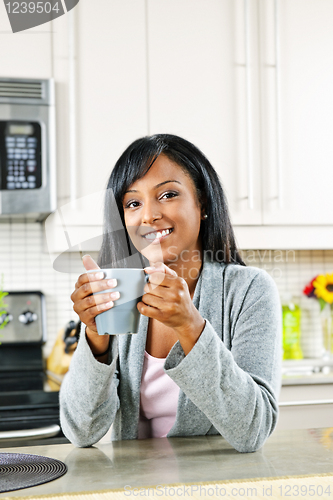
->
[60, 134, 282, 453]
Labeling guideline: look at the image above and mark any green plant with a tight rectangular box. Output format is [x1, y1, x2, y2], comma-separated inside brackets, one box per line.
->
[0, 274, 9, 343]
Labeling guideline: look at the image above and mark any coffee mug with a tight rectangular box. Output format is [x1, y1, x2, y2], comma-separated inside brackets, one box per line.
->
[87, 268, 149, 335]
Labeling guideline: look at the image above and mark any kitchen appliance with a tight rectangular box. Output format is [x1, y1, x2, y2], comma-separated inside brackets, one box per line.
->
[0, 77, 56, 221]
[0, 291, 68, 447]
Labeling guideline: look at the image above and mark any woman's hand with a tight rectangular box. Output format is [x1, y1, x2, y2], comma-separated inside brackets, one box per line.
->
[71, 255, 120, 358]
[71, 255, 120, 333]
[138, 262, 206, 354]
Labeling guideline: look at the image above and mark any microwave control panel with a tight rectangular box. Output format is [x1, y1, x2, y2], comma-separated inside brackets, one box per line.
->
[0, 121, 42, 190]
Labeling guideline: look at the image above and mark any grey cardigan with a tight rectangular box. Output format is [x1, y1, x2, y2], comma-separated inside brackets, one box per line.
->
[59, 255, 282, 453]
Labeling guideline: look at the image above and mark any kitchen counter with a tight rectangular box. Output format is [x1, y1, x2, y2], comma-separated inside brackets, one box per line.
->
[1, 427, 332, 498]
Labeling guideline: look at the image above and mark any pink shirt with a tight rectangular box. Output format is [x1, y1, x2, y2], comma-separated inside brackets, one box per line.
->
[138, 350, 180, 439]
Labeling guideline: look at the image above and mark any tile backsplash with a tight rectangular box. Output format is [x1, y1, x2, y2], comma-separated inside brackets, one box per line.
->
[0, 222, 332, 359]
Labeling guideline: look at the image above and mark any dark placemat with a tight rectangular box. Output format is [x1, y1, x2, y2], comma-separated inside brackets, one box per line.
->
[0, 452, 67, 493]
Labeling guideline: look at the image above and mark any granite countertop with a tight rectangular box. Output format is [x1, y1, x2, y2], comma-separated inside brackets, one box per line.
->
[1, 428, 332, 498]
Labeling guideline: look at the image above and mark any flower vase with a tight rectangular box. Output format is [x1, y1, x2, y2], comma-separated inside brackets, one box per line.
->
[321, 303, 333, 360]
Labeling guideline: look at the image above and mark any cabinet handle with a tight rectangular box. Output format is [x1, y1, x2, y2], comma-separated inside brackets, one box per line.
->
[68, 7, 77, 206]
[244, 0, 254, 210]
[274, 0, 283, 209]
[279, 399, 333, 407]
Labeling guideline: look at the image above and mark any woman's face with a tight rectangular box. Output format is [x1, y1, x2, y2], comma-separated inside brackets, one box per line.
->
[122, 154, 205, 267]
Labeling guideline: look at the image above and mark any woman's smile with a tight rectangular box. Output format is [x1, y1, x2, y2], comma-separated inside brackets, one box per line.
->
[142, 228, 174, 244]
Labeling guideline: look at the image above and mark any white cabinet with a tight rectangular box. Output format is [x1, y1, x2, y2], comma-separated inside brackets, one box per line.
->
[50, 0, 333, 251]
[48, 1, 149, 257]
[148, 0, 262, 225]
[0, 2, 52, 78]
[75, 0, 148, 199]
[277, 383, 333, 430]
[147, 0, 333, 236]
[260, 0, 333, 226]
[52, 0, 148, 205]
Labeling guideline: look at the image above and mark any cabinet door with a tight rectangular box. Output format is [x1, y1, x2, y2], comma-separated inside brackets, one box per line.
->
[70, 0, 148, 200]
[277, 383, 333, 430]
[260, 0, 333, 225]
[148, 0, 262, 225]
[0, 2, 52, 78]
[50, 1, 148, 254]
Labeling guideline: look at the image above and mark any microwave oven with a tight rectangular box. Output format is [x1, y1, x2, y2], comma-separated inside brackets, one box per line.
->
[0, 77, 56, 221]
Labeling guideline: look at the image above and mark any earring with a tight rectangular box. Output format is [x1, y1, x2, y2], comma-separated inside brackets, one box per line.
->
[203, 214, 208, 219]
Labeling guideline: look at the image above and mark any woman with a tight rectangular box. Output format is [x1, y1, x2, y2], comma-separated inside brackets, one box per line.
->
[60, 134, 282, 453]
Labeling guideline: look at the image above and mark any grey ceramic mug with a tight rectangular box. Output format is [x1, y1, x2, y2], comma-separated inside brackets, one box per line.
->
[87, 268, 149, 335]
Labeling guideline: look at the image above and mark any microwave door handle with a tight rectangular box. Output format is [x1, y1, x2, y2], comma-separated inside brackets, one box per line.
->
[0, 424, 60, 441]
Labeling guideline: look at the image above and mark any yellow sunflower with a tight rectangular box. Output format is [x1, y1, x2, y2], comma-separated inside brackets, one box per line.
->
[313, 273, 333, 304]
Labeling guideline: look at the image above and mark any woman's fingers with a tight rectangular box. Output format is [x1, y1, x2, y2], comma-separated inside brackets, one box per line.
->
[72, 286, 120, 313]
[73, 290, 120, 327]
[71, 255, 120, 331]
[79, 301, 113, 331]
[74, 254, 102, 290]
[73, 276, 118, 300]
[143, 262, 178, 290]
[144, 262, 178, 277]
[76, 294, 115, 315]
[75, 271, 104, 290]
[83, 291, 120, 309]
[82, 254, 100, 271]
[144, 271, 183, 288]
[141, 292, 164, 310]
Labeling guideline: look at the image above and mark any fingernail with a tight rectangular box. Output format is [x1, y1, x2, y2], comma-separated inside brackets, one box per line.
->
[144, 266, 155, 272]
[95, 272, 104, 279]
[107, 279, 117, 287]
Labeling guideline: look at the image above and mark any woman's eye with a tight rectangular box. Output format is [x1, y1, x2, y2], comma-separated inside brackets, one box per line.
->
[161, 191, 178, 200]
[124, 192, 178, 209]
[125, 201, 139, 209]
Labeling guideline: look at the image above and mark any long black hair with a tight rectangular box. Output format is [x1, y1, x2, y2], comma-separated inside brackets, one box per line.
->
[97, 134, 246, 268]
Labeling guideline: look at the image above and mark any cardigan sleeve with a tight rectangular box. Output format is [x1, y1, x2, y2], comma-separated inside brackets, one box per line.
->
[59, 322, 120, 447]
[163, 268, 282, 453]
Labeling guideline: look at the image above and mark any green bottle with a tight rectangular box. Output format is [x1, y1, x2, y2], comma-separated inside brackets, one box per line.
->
[282, 294, 303, 360]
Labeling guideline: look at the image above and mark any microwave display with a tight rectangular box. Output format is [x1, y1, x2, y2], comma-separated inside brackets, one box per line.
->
[0, 120, 42, 191]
